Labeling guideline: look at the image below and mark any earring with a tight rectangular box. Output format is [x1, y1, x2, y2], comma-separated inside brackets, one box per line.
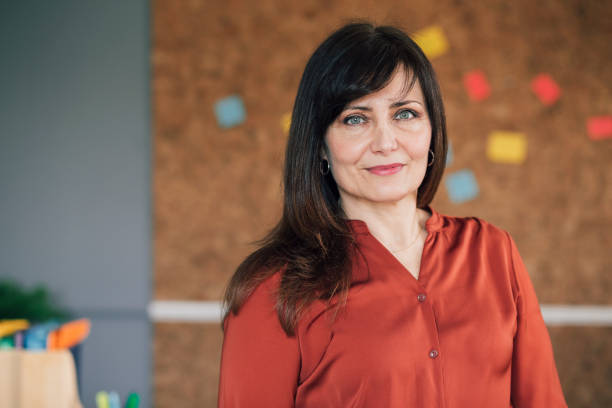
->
[320, 159, 330, 175]
[427, 149, 435, 167]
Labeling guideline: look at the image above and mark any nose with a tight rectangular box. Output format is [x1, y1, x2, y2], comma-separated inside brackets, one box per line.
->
[370, 121, 398, 154]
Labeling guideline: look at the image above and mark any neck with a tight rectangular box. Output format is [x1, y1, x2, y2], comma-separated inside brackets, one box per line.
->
[340, 195, 427, 251]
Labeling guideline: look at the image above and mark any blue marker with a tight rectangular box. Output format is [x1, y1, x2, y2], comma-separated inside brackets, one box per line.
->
[24, 322, 60, 350]
[108, 391, 120, 408]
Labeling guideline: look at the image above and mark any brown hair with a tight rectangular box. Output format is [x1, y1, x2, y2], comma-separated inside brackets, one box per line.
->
[221, 21, 447, 336]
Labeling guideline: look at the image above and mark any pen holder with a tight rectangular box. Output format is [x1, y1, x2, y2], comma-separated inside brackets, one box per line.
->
[0, 349, 83, 408]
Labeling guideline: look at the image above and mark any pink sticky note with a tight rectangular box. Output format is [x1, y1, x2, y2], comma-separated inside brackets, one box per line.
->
[531, 74, 561, 105]
[463, 70, 491, 101]
[587, 116, 612, 140]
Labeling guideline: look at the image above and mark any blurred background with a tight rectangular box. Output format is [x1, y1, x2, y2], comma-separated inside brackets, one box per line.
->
[1, 0, 611, 407]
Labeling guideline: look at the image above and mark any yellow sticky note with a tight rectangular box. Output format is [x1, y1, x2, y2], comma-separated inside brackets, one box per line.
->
[281, 112, 291, 135]
[486, 131, 527, 164]
[412, 25, 449, 59]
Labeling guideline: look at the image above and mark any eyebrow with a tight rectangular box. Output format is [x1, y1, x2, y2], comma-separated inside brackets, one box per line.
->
[344, 100, 424, 111]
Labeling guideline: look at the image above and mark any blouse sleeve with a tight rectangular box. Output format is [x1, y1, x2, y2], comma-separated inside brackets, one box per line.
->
[506, 232, 568, 407]
[217, 273, 300, 407]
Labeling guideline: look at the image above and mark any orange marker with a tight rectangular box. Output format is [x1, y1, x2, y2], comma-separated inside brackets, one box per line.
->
[47, 318, 91, 350]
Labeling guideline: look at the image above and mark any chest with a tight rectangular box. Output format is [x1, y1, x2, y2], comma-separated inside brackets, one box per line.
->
[389, 241, 425, 281]
[297, 257, 519, 407]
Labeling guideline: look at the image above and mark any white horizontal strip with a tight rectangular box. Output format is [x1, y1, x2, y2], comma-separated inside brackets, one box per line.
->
[540, 305, 612, 326]
[148, 301, 612, 326]
[148, 301, 223, 323]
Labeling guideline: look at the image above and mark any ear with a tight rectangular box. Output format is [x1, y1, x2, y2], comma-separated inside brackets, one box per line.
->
[320, 144, 329, 161]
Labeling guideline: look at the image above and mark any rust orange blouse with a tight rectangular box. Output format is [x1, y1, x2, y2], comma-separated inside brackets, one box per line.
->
[218, 205, 568, 407]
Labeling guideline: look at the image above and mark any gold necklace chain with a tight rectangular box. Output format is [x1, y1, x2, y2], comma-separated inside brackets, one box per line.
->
[390, 225, 423, 253]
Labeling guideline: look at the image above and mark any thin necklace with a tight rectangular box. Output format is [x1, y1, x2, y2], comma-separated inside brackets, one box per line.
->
[390, 224, 423, 253]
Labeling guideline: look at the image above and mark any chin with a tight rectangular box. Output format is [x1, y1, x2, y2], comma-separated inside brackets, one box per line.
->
[366, 187, 415, 203]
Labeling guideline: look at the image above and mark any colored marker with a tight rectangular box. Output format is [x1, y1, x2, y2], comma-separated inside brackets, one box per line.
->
[47, 318, 91, 350]
[0, 336, 14, 349]
[24, 322, 60, 350]
[108, 391, 120, 408]
[125, 392, 140, 408]
[0, 319, 30, 337]
[96, 391, 110, 408]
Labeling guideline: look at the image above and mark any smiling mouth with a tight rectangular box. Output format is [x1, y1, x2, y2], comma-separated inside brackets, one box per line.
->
[366, 163, 405, 175]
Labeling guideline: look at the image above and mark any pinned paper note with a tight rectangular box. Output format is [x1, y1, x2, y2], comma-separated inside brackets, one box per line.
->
[531, 74, 561, 106]
[214, 95, 246, 128]
[587, 116, 612, 140]
[412, 25, 449, 59]
[445, 140, 453, 167]
[445, 169, 479, 204]
[281, 112, 291, 135]
[486, 131, 527, 164]
[463, 70, 491, 101]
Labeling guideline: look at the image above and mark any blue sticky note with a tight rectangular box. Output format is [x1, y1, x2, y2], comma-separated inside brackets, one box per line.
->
[445, 169, 479, 203]
[214, 95, 246, 128]
[445, 140, 453, 167]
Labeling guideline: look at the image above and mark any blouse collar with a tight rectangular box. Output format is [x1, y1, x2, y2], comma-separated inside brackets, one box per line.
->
[344, 204, 444, 236]
[344, 204, 444, 284]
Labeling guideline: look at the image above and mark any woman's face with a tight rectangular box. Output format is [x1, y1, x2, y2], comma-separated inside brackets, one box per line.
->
[322, 65, 432, 208]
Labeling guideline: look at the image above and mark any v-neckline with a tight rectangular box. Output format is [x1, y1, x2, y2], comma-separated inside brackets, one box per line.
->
[367, 227, 433, 286]
[345, 205, 441, 288]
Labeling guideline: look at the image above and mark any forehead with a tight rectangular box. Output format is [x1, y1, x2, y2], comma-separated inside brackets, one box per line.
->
[351, 66, 423, 104]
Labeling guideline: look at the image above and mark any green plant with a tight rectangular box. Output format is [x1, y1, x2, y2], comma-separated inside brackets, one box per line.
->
[0, 279, 70, 322]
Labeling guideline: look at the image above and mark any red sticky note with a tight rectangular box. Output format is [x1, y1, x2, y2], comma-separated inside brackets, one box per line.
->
[463, 70, 491, 101]
[531, 74, 561, 105]
[587, 116, 612, 140]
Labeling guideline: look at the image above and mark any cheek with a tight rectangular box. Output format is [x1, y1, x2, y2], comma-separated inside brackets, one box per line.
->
[326, 137, 368, 166]
[402, 124, 432, 157]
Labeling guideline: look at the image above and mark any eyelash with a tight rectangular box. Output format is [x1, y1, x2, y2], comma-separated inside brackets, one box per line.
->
[342, 109, 419, 125]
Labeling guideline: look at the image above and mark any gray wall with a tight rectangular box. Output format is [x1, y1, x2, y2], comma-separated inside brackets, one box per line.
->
[0, 1, 152, 406]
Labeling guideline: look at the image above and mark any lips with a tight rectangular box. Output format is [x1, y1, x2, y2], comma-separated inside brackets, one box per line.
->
[366, 163, 404, 175]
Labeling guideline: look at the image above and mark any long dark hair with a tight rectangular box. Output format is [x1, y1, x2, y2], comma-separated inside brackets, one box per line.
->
[221, 21, 447, 336]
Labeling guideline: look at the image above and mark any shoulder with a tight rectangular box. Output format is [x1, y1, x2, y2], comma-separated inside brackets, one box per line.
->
[436, 211, 514, 257]
[438, 211, 510, 242]
[223, 270, 284, 334]
[224, 268, 327, 334]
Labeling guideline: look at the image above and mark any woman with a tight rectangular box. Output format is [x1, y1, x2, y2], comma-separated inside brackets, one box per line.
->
[218, 22, 567, 407]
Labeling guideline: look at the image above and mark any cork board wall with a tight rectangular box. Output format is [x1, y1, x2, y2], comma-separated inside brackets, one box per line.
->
[152, 0, 611, 406]
[153, 0, 612, 304]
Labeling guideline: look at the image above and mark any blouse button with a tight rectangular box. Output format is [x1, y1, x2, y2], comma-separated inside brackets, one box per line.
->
[429, 349, 439, 359]
[417, 293, 427, 302]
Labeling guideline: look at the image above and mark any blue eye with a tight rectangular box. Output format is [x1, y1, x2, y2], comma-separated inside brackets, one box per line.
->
[343, 115, 366, 125]
[396, 109, 417, 120]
